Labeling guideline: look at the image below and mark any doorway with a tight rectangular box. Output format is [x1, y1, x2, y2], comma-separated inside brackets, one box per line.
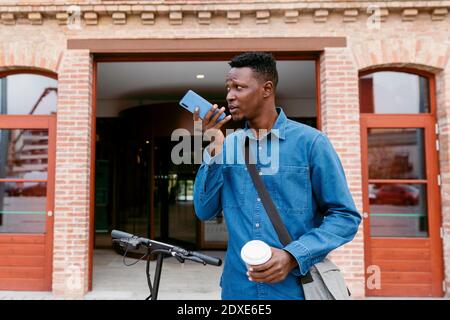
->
[0, 71, 57, 291]
[94, 104, 202, 250]
[0, 115, 56, 291]
[360, 69, 445, 297]
[93, 58, 319, 254]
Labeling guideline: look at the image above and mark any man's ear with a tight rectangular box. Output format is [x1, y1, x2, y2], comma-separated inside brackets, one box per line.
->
[262, 81, 274, 98]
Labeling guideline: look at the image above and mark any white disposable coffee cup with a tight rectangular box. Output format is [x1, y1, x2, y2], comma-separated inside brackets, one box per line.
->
[240, 240, 272, 267]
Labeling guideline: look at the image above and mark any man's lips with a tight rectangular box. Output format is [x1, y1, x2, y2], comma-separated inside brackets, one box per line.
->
[228, 106, 239, 114]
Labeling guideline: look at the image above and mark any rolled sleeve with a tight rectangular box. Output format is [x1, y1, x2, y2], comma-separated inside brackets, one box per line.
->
[283, 242, 311, 276]
[193, 146, 225, 220]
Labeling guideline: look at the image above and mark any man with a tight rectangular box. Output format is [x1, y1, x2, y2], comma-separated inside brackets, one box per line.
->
[193, 52, 361, 299]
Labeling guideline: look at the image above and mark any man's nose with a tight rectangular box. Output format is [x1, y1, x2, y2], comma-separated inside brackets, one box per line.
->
[226, 91, 235, 103]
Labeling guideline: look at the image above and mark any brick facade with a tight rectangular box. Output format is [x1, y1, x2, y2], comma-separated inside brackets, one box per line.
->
[0, 0, 449, 298]
[53, 50, 93, 298]
[320, 47, 365, 298]
[437, 56, 450, 299]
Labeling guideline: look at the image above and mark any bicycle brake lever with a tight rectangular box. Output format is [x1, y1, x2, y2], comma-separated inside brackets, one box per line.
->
[173, 254, 185, 263]
[113, 238, 127, 247]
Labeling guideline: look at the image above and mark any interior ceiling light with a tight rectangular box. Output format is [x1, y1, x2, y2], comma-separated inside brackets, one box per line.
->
[196, 74, 205, 79]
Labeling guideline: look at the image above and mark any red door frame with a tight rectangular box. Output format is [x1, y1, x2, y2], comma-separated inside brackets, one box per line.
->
[359, 68, 444, 297]
[89, 50, 323, 290]
[0, 115, 56, 291]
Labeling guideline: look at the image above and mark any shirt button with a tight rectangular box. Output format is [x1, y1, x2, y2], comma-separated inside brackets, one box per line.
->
[255, 223, 260, 228]
[258, 146, 263, 150]
[257, 197, 261, 202]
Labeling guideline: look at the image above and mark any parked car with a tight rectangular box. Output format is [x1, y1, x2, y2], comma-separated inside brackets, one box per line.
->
[372, 184, 419, 206]
[4, 182, 46, 197]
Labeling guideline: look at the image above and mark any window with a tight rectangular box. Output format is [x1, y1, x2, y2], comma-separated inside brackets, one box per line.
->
[0, 73, 57, 115]
[0, 128, 50, 234]
[359, 71, 430, 114]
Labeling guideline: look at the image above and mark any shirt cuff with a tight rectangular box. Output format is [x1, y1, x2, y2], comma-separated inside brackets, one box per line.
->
[283, 241, 312, 276]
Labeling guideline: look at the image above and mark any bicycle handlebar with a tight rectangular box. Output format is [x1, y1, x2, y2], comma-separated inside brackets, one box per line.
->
[111, 229, 222, 267]
[189, 251, 222, 266]
[111, 230, 134, 239]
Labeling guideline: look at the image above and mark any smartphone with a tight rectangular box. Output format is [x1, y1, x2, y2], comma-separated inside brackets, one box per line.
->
[179, 90, 226, 123]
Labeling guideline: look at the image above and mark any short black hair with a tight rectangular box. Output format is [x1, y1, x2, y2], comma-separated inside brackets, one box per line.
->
[228, 52, 278, 88]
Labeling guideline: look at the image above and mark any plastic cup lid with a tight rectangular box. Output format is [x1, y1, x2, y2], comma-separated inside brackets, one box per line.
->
[240, 240, 272, 266]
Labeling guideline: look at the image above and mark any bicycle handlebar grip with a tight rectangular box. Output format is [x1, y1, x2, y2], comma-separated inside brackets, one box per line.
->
[111, 230, 134, 239]
[190, 251, 222, 266]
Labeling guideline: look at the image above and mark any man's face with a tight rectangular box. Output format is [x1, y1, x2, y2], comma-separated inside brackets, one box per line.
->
[225, 67, 265, 122]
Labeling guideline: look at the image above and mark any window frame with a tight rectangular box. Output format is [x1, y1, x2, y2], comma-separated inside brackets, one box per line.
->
[0, 69, 58, 116]
[359, 67, 436, 115]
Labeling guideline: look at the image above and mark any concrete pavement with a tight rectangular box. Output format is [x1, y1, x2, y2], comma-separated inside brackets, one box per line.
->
[0, 249, 225, 300]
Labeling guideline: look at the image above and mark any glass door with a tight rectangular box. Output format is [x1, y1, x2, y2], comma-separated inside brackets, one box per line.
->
[361, 115, 444, 297]
[0, 115, 55, 291]
[152, 137, 198, 249]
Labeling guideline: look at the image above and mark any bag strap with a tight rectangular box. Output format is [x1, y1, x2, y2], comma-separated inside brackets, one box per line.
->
[244, 136, 292, 246]
[244, 136, 314, 284]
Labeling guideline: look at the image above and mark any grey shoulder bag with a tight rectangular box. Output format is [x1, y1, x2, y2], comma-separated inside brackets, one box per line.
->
[244, 137, 350, 300]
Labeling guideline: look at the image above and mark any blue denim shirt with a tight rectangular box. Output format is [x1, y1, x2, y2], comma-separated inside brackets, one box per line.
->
[194, 108, 361, 300]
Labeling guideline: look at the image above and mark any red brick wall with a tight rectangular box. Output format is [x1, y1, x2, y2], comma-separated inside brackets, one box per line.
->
[320, 47, 365, 298]
[437, 62, 450, 298]
[0, 42, 61, 73]
[53, 50, 93, 298]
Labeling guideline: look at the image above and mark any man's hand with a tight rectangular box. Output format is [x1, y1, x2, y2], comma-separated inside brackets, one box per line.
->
[193, 104, 232, 157]
[247, 247, 298, 284]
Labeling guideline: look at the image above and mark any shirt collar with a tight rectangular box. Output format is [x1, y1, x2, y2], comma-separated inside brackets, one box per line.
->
[244, 107, 287, 140]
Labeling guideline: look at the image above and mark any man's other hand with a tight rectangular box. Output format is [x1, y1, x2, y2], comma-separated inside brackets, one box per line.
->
[247, 247, 298, 284]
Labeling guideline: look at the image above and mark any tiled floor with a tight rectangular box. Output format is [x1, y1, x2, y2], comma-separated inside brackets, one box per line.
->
[86, 249, 224, 300]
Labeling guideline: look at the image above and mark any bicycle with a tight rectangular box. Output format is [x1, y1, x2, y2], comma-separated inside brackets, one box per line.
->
[111, 230, 223, 300]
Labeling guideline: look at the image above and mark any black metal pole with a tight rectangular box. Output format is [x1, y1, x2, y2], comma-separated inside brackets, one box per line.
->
[145, 253, 153, 300]
[151, 253, 164, 300]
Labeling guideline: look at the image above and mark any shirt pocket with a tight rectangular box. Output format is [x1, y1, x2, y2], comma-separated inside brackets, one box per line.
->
[222, 165, 246, 209]
[273, 165, 310, 214]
